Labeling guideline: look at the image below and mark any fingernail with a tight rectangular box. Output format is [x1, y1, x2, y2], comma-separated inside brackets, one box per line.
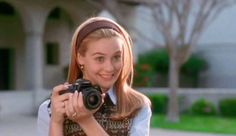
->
[64, 85, 69, 89]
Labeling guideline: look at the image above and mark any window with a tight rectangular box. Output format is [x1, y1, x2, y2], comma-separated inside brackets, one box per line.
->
[0, 2, 15, 16]
[0, 48, 14, 90]
[45, 42, 59, 65]
[48, 7, 61, 19]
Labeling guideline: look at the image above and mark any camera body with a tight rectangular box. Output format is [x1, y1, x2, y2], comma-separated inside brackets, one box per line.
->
[65, 79, 102, 110]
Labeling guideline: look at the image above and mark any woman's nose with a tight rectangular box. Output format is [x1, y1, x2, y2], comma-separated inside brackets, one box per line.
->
[104, 60, 115, 72]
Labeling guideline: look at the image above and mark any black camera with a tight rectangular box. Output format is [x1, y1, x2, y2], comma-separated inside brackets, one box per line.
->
[64, 79, 102, 110]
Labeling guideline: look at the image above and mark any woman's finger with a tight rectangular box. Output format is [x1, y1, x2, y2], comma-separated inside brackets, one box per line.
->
[68, 93, 75, 114]
[52, 84, 69, 97]
[101, 93, 106, 104]
[73, 91, 79, 113]
[65, 100, 70, 117]
[78, 92, 84, 108]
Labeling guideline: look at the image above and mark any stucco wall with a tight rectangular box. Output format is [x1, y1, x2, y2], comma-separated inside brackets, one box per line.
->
[197, 44, 236, 88]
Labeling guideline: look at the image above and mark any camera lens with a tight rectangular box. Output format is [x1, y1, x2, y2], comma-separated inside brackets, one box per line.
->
[88, 94, 99, 105]
[83, 89, 102, 110]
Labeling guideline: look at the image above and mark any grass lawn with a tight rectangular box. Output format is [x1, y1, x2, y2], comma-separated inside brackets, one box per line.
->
[151, 114, 236, 135]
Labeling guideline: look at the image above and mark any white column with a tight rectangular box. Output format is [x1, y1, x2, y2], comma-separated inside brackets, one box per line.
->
[25, 31, 44, 90]
[18, 4, 49, 113]
[19, 4, 49, 90]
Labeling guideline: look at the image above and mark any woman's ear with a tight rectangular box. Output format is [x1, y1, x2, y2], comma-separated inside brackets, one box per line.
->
[77, 53, 85, 65]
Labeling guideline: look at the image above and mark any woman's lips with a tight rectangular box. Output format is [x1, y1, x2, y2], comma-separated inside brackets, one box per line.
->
[100, 74, 114, 80]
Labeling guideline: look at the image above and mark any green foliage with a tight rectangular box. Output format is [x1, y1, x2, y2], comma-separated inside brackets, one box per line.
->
[191, 99, 216, 116]
[148, 94, 168, 114]
[219, 98, 236, 117]
[133, 48, 207, 87]
[181, 55, 207, 76]
[133, 63, 156, 87]
[138, 49, 169, 74]
[133, 49, 168, 87]
[151, 114, 236, 134]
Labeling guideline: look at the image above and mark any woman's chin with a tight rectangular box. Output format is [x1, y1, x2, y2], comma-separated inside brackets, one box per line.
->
[99, 84, 113, 92]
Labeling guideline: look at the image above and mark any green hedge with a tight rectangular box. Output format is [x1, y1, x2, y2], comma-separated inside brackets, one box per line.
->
[133, 49, 207, 87]
[148, 94, 168, 114]
[191, 98, 216, 116]
[219, 98, 236, 117]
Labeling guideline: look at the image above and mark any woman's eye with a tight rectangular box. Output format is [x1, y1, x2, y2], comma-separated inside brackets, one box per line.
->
[95, 57, 104, 63]
[113, 55, 121, 61]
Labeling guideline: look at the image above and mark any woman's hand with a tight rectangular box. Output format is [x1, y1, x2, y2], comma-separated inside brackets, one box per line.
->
[65, 91, 105, 123]
[65, 91, 109, 136]
[50, 83, 70, 125]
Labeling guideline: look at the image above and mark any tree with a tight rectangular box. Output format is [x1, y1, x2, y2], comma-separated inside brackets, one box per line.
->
[87, 0, 235, 122]
[86, 0, 160, 45]
[140, 0, 235, 122]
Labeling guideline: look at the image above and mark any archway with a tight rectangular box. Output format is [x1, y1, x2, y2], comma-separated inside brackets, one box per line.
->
[43, 7, 74, 89]
[0, 1, 24, 90]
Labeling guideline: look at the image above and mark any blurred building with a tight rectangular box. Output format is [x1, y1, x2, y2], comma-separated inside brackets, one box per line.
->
[0, 0, 236, 91]
[197, 5, 236, 88]
[0, 0, 102, 90]
[0, 0, 236, 117]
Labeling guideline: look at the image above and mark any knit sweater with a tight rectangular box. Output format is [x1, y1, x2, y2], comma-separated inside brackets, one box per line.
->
[63, 94, 133, 136]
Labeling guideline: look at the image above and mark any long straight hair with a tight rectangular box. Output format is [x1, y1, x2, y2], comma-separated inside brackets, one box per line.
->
[67, 17, 150, 118]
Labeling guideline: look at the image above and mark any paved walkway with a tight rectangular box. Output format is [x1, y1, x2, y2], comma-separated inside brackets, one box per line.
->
[0, 114, 235, 136]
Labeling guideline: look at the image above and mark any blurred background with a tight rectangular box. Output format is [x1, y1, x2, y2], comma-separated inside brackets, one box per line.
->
[0, 0, 236, 136]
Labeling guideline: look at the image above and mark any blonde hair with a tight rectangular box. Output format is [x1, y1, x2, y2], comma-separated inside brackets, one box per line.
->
[67, 17, 150, 118]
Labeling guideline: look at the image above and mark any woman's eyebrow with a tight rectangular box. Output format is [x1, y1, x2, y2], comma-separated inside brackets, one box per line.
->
[91, 50, 121, 56]
[91, 52, 105, 56]
[113, 50, 122, 55]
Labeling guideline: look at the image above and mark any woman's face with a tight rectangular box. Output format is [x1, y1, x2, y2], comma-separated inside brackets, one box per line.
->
[78, 37, 123, 92]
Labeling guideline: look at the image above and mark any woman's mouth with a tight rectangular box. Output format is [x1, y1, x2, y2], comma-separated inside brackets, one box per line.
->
[100, 74, 114, 80]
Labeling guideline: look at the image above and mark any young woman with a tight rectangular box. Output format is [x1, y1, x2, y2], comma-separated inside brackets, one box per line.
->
[37, 17, 151, 136]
